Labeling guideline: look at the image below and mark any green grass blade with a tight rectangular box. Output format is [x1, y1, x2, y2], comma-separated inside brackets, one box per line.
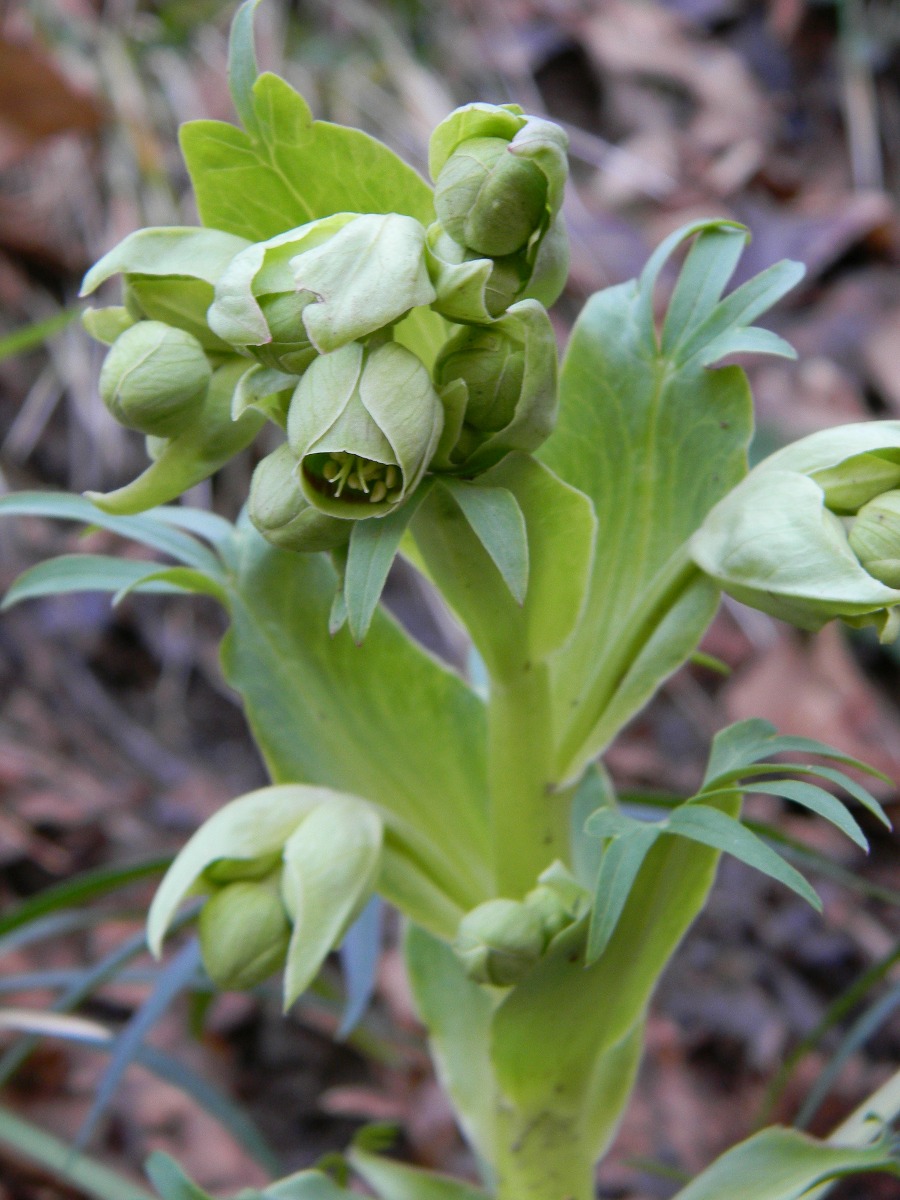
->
[0, 1104, 156, 1200]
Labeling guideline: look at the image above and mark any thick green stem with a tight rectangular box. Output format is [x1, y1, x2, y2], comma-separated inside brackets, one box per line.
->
[494, 1104, 595, 1200]
[488, 660, 572, 897]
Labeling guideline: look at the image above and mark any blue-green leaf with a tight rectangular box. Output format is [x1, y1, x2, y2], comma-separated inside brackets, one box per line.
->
[671, 1125, 899, 1200]
[0, 491, 222, 572]
[439, 479, 529, 604]
[664, 804, 821, 910]
[345, 484, 431, 643]
[146, 1153, 214, 1200]
[1, 556, 189, 609]
[661, 224, 748, 353]
[587, 824, 661, 963]
[702, 778, 868, 850]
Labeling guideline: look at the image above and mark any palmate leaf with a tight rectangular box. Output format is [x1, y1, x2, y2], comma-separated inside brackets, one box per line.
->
[539, 220, 804, 786]
[181, 0, 433, 238]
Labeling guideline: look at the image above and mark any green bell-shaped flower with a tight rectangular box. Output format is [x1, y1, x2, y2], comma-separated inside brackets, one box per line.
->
[454, 897, 545, 987]
[99, 321, 211, 437]
[432, 300, 557, 473]
[208, 212, 436, 365]
[147, 784, 384, 1010]
[198, 874, 291, 991]
[691, 422, 900, 640]
[249, 442, 351, 552]
[287, 340, 443, 518]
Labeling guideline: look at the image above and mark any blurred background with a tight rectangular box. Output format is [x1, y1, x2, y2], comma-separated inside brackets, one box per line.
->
[0, 1, 899, 1198]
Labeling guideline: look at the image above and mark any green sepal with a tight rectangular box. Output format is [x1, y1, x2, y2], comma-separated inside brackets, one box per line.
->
[248, 443, 351, 554]
[208, 213, 434, 357]
[435, 299, 558, 474]
[288, 342, 443, 519]
[85, 360, 265, 515]
[232, 363, 296, 426]
[80, 227, 250, 350]
[82, 305, 135, 345]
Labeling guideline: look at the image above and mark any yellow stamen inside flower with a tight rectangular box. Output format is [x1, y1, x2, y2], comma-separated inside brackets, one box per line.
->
[318, 452, 401, 503]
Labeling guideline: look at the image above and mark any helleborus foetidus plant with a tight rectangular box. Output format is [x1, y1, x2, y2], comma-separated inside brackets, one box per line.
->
[3, 3, 900, 1198]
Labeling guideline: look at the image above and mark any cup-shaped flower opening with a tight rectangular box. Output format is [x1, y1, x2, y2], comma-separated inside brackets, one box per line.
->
[435, 136, 548, 259]
[454, 897, 545, 988]
[248, 443, 351, 552]
[99, 320, 211, 437]
[287, 341, 443, 519]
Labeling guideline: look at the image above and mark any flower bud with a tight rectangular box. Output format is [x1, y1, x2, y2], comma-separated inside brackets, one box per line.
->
[432, 103, 571, 276]
[849, 490, 900, 588]
[435, 136, 547, 258]
[198, 875, 291, 991]
[288, 341, 443, 518]
[432, 300, 557, 473]
[454, 898, 545, 987]
[522, 862, 589, 945]
[99, 321, 211, 437]
[249, 442, 351, 552]
[436, 326, 525, 433]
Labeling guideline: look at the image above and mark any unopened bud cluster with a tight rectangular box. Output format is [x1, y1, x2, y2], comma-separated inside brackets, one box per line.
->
[454, 863, 589, 987]
[81, 104, 569, 545]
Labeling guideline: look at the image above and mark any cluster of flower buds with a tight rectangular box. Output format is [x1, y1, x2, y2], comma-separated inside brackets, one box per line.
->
[454, 863, 589, 987]
[691, 423, 900, 639]
[79, 104, 568, 544]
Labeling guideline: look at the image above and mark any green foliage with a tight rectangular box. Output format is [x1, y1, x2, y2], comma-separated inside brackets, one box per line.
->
[670, 1125, 899, 1199]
